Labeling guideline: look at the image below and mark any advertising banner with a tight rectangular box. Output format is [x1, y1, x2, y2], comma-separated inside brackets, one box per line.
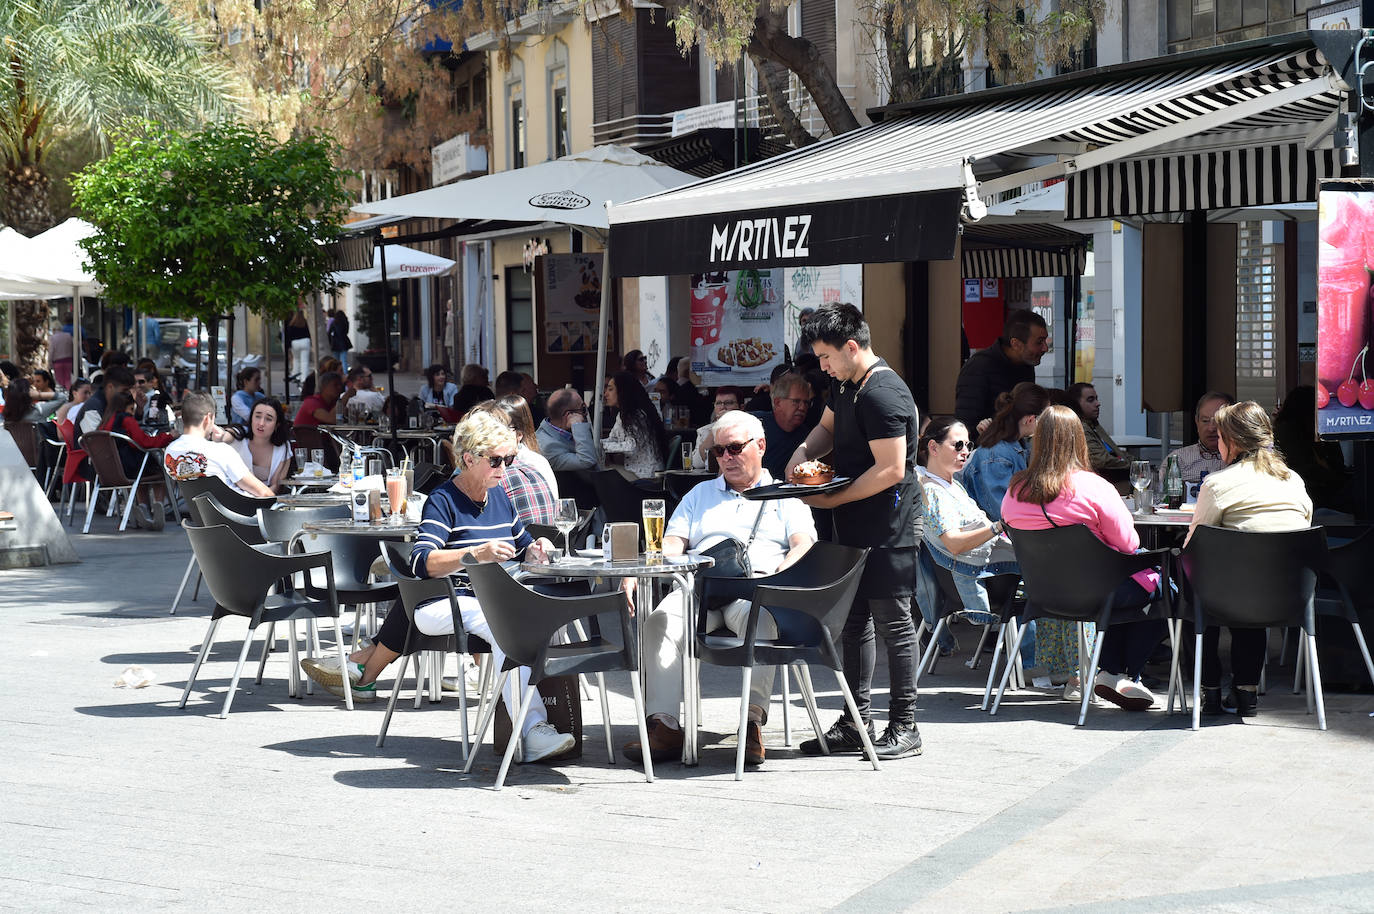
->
[543, 253, 603, 353]
[689, 269, 785, 386]
[1316, 183, 1374, 438]
[782, 264, 862, 355]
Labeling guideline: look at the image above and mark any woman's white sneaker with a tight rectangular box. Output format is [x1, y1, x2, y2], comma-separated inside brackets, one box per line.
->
[521, 722, 575, 763]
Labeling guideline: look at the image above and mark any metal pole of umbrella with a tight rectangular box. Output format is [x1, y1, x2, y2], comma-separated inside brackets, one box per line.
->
[72, 287, 81, 381]
[590, 237, 610, 461]
[377, 234, 398, 449]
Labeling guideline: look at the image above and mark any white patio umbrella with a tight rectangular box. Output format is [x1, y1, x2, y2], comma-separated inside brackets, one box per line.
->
[331, 244, 456, 285]
[353, 144, 698, 440]
[0, 219, 102, 373]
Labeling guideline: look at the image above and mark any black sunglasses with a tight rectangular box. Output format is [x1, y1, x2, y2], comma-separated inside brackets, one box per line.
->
[481, 454, 517, 468]
[710, 440, 756, 458]
[949, 440, 971, 452]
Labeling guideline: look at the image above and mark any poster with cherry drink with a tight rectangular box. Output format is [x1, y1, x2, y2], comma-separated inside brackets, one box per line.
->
[1317, 183, 1374, 438]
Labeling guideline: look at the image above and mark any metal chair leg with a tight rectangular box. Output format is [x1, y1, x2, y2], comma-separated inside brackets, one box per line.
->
[1192, 633, 1203, 731]
[595, 672, 615, 764]
[990, 618, 1026, 714]
[255, 621, 275, 684]
[795, 663, 827, 755]
[1294, 630, 1306, 695]
[82, 481, 100, 533]
[377, 654, 409, 747]
[457, 655, 471, 761]
[219, 626, 259, 719]
[1307, 633, 1328, 731]
[834, 671, 880, 771]
[734, 667, 753, 781]
[464, 669, 511, 774]
[1078, 629, 1107, 726]
[915, 617, 948, 688]
[179, 618, 221, 709]
[982, 618, 1012, 711]
[1351, 622, 1374, 687]
[495, 684, 538, 791]
[331, 617, 353, 711]
[629, 671, 653, 783]
[780, 664, 792, 746]
[286, 621, 300, 698]
[170, 554, 197, 615]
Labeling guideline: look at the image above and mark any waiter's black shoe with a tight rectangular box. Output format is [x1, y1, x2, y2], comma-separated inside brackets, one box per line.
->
[874, 723, 923, 760]
[800, 716, 874, 755]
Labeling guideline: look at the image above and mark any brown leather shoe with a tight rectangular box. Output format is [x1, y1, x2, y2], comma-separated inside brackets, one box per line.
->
[622, 718, 684, 764]
[744, 721, 765, 766]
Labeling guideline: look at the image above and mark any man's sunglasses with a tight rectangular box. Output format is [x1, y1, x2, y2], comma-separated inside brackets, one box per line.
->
[482, 454, 517, 468]
[710, 439, 757, 458]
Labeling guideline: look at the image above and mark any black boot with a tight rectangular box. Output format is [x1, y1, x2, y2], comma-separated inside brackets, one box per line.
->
[1201, 687, 1223, 715]
[1223, 687, 1258, 718]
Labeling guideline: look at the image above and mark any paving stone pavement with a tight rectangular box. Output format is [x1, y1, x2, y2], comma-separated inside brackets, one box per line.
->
[3, 517, 1373, 912]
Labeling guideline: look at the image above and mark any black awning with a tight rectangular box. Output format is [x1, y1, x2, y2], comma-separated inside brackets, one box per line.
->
[609, 189, 962, 277]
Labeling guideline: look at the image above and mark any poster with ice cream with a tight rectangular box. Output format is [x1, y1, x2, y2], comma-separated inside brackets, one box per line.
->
[689, 269, 785, 385]
[1317, 184, 1374, 437]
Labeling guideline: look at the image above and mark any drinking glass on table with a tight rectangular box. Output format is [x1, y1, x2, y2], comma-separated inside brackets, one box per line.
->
[681, 441, 693, 470]
[1129, 461, 1154, 514]
[642, 498, 666, 554]
[293, 447, 307, 473]
[310, 449, 325, 476]
[554, 498, 580, 559]
[368, 458, 383, 478]
[385, 468, 407, 524]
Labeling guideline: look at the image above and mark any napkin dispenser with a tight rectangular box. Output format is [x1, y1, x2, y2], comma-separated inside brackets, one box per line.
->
[605, 522, 640, 564]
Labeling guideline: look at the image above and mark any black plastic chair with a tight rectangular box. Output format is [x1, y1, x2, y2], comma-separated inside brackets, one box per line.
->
[461, 556, 653, 790]
[591, 469, 664, 525]
[170, 478, 277, 614]
[1179, 525, 1329, 731]
[1303, 525, 1374, 694]
[695, 543, 880, 779]
[1003, 524, 1171, 725]
[375, 542, 494, 757]
[553, 469, 598, 511]
[296, 529, 401, 648]
[923, 560, 1019, 695]
[178, 522, 348, 717]
[192, 493, 267, 545]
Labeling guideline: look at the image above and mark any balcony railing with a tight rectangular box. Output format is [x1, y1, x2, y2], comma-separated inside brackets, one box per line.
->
[592, 83, 860, 149]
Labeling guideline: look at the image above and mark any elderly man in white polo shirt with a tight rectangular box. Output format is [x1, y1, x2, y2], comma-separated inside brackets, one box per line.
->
[623, 409, 816, 768]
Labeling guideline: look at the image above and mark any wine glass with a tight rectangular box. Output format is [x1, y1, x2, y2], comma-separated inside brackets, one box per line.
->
[554, 498, 580, 560]
[1129, 461, 1153, 514]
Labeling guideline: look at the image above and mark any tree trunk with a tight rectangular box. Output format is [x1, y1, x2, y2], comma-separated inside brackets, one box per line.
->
[749, 52, 819, 148]
[4, 164, 58, 371]
[748, 11, 860, 137]
[2, 163, 55, 238]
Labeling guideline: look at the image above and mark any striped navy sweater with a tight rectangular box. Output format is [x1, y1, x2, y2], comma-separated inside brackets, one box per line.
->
[410, 479, 531, 594]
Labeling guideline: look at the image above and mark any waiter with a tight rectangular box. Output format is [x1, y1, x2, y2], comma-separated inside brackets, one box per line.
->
[785, 303, 922, 760]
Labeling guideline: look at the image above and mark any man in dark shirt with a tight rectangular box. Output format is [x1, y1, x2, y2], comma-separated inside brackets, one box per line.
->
[954, 308, 1048, 431]
[452, 363, 495, 418]
[787, 303, 923, 761]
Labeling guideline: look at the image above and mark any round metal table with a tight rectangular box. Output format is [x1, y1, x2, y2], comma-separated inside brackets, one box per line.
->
[521, 551, 715, 765]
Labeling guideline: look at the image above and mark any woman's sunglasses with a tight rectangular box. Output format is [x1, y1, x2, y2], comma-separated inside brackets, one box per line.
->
[710, 440, 756, 458]
[482, 454, 517, 468]
[947, 440, 971, 451]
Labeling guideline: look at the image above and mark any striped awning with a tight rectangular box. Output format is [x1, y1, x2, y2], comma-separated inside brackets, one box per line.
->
[962, 245, 1086, 278]
[607, 37, 1346, 277]
[1066, 140, 1339, 219]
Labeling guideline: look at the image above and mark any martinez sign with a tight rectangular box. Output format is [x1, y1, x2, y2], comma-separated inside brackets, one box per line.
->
[709, 215, 811, 263]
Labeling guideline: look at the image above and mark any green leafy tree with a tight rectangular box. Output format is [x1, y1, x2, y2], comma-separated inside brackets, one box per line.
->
[72, 121, 353, 383]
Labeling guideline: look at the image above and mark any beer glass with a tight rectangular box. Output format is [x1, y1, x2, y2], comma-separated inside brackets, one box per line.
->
[642, 498, 666, 554]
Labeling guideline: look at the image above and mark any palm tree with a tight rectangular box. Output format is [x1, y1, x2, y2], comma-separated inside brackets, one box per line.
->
[0, 0, 239, 235]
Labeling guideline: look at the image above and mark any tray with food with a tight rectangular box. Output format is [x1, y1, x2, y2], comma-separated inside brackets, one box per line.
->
[743, 461, 853, 500]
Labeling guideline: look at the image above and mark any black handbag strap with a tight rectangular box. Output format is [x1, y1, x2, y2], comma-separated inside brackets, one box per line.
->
[743, 501, 767, 547]
[1040, 504, 1060, 527]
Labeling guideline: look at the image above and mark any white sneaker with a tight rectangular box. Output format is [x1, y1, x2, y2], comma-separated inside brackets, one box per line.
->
[521, 722, 575, 763]
[1094, 672, 1155, 712]
[301, 655, 360, 690]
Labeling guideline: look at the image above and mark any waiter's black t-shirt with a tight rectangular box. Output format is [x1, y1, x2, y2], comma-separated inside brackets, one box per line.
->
[828, 360, 919, 549]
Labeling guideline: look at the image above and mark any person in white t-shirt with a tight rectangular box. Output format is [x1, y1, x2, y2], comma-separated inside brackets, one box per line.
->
[164, 391, 274, 498]
[345, 366, 385, 413]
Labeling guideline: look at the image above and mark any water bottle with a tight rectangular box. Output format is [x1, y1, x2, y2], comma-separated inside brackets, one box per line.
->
[1164, 455, 1184, 510]
[351, 445, 366, 487]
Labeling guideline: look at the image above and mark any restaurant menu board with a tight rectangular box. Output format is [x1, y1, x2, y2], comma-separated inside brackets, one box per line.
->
[543, 253, 604, 353]
[689, 270, 785, 385]
[1317, 184, 1374, 438]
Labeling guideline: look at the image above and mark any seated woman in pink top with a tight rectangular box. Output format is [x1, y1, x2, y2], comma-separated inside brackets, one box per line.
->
[1001, 405, 1167, 711]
